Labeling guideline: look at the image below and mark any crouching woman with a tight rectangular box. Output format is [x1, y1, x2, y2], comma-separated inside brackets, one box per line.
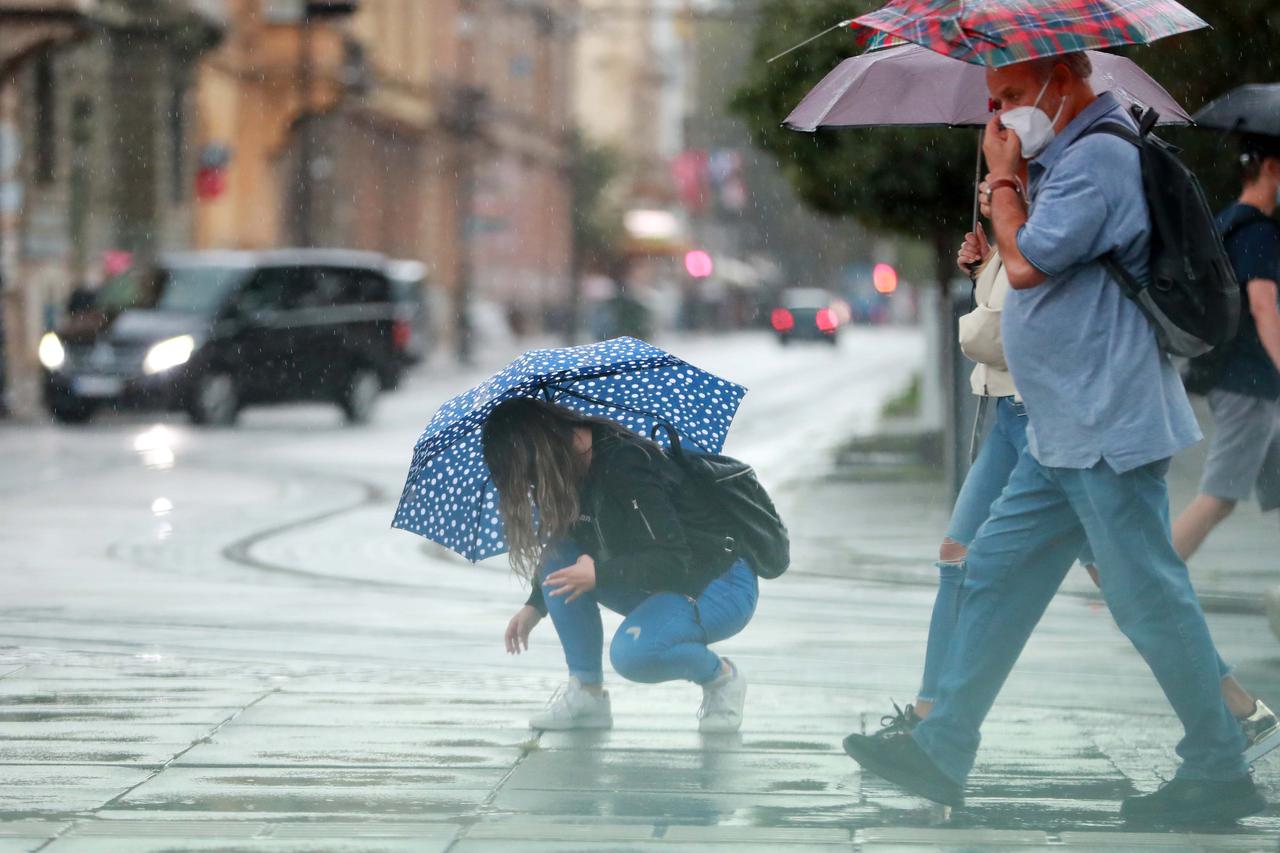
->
[482, 398, 758, 733]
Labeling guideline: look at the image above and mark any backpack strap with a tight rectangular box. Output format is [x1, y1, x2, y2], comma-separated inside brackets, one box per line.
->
[1074, 118, 1147, 301]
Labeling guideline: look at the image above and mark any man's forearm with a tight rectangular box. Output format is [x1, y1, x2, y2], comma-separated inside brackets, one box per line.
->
[989, 186, 1043, 290]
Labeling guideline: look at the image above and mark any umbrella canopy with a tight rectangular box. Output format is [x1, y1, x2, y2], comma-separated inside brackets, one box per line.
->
[392, 337, 746, 562]
[785, 43, 1192, 131]
[1194, 84, 1280, 139]
[850, 0, 1208, 68]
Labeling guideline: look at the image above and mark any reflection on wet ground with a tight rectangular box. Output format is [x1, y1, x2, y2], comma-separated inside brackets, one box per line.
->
[4, 333, 1280, 849]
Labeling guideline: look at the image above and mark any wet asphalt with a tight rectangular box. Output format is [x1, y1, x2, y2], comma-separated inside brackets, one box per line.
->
[3, 328, 1280, 851]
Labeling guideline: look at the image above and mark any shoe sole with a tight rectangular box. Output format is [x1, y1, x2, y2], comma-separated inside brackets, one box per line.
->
[1245, 724, 1280, 764]
[842, 734, 965, 808]
[1122, 791, 1267, 827]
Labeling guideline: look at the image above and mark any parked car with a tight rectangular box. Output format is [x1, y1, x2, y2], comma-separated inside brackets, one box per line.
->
[39, 249, 413, 426]
[770, 288, 841, 346]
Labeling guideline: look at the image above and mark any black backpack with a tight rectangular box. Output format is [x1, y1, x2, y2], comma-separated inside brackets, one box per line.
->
[1182, 205, 1275, 395]
[654, 424, 790, 579]
[1081, 108, 1240, 359]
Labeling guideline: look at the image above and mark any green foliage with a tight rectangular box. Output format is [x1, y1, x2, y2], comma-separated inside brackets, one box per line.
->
[730, 0, 978, 264]
[570, 135, 625, 272]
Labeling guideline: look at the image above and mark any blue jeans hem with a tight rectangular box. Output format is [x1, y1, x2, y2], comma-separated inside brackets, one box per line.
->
[571, 670, 604, 685]
[911, 729, 968, 787]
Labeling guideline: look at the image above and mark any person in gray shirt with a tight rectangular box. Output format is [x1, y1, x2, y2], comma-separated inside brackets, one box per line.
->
[843, 52, 1264, 826]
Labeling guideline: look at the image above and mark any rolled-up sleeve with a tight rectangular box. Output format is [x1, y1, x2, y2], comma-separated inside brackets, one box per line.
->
[1017, 158, 1110, 278]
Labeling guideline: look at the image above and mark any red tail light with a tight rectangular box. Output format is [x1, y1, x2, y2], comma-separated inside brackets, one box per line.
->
[816, 308, 839, 332]
[771, 308, 795, 332]
[392, 319, 412, 351]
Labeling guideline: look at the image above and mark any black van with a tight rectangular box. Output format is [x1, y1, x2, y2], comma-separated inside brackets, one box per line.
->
[40, 250, 416, 426]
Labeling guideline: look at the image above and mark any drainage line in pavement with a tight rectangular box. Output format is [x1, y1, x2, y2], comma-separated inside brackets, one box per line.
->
[443, 732, 544, 852]
[31, 687, 282, 851]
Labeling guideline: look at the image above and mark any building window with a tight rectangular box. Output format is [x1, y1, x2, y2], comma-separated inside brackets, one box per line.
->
[34, 55, 56, 185]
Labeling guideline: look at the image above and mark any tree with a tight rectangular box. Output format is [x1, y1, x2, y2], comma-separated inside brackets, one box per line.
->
[731, 0, 979, 291]
[566, 134, 626, 342]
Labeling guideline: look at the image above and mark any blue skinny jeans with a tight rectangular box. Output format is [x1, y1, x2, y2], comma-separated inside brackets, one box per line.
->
[539, 541, 758, 686]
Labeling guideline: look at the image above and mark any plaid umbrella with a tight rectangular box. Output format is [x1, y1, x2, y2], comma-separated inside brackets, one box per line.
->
[850, 0, 1208, 68]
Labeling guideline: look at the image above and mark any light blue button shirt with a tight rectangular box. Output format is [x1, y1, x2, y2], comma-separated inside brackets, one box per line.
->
[1005, 92, 1201, 473]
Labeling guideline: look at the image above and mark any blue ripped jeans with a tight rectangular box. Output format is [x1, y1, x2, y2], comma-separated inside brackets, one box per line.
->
[920, 397, 1031, 703]
[539, 541, 758, 686]
[919, 397, 1226, 703]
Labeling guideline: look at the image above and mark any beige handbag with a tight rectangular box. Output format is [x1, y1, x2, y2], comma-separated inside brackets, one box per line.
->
[958, 256, 1009, 371]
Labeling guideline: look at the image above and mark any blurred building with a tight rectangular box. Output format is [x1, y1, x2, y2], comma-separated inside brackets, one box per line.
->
[574, 0, 690, 240]
[0, 0, 223, 415]
[194, 0, 577, 345]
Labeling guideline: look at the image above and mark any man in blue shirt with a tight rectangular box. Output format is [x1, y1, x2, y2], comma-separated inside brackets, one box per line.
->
[1173, 136, 1280, 563]
[843, 53, 1264, 826]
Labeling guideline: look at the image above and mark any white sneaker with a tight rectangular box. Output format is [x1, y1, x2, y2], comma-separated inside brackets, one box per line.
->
[529, 678, 613, 731]
[698, 659, 747, 734]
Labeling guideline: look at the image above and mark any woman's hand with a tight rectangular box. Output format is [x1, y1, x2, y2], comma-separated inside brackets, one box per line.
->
[544, 554, 597, 604]
[957, 222, 992, 272]
[505, 605, 543, 654]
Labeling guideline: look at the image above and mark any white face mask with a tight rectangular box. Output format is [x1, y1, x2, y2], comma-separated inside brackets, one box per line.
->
[999, 76, 1068, 161]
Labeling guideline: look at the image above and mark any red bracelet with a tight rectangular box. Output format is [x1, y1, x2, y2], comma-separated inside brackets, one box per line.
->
[988, 178, 1024, 199]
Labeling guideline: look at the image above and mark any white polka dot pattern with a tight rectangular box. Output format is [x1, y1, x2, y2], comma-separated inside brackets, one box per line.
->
[391, 336, 747, 562]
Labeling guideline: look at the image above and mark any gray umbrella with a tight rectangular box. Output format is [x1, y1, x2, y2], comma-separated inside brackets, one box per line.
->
[1193, 84, 1280, 138]
[785, 43, 1192, 237]
[785, 43, 1193, 131]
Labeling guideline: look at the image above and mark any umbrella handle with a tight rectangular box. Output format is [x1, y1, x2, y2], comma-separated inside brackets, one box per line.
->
[968, 127, 985, 281]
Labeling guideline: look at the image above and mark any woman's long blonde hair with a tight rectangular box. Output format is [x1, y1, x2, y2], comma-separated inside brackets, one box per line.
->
[481, 398, 636, 579]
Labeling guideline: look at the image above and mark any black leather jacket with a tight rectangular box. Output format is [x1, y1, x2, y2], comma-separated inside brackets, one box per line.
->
[525, 428, 736, 614]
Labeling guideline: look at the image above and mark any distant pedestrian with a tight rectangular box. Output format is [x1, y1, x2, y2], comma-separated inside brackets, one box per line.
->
[1173, 135, 1280, 563]
[484, 398, 756, 733]
[843, 52, 1266, 825]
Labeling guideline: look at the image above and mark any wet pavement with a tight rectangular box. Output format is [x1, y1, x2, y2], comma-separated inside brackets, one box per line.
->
[3, 329, 1280, 851]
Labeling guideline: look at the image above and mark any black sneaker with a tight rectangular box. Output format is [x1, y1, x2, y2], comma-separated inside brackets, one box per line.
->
[1120, 776, 1266, 826]
[842, 729, 965, 808]
[871, 701, 922, 739]
[1241, 700, 1280, 764]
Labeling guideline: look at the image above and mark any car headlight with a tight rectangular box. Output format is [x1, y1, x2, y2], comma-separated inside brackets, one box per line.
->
[38, 333, 65, 370]
[143, 335, 196, 375]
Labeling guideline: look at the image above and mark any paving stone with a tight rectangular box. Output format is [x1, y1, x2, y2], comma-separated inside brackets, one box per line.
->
[1057, 831, 1280, 850]
[0, 739, 185, 765]
[858, 826, 1050, 851]
[174, 724, 521, 769]
[662, 824, 852, 844]
[0, 820, 69, 853]
[0, 766, 152, 814]
[107, 766, 503, 816]
[506, 748, 853, 796]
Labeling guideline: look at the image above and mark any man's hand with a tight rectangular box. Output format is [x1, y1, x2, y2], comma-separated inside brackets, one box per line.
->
[983, 115, 1022, 180]
[504, 605, 543, 654]
[957, 222, 992, 273]
[544, 554, 597, 604]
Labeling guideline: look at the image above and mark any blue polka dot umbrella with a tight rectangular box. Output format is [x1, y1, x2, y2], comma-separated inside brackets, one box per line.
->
[392, 337, 747, 562]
